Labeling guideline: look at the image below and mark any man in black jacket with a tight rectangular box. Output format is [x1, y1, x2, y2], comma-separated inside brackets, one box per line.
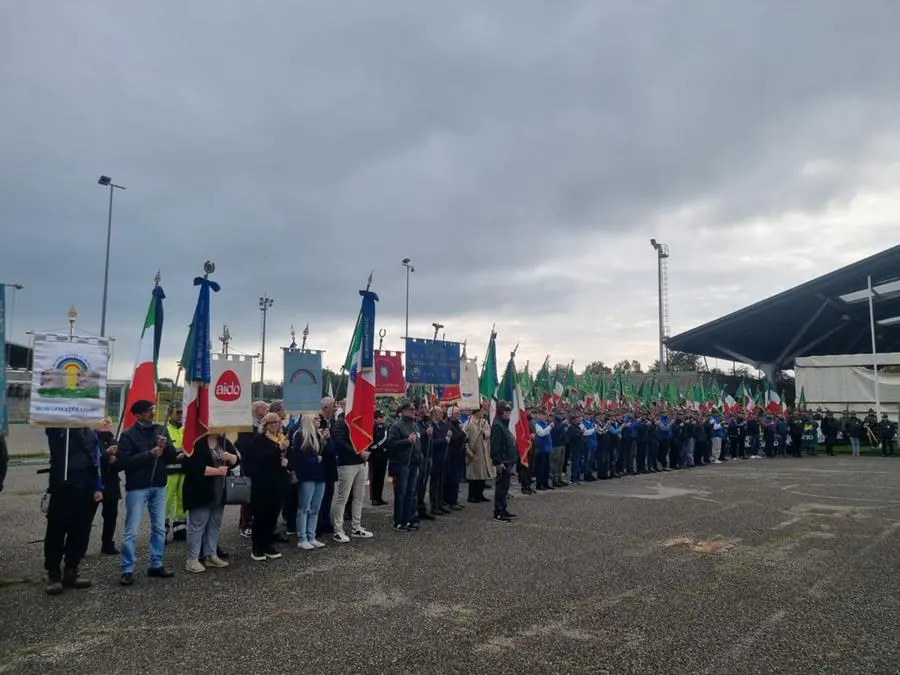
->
[444, 407, 468, 509]
[821, 410, 838, 456]
[117, 400, 178, 586]
[385, 400, 423, 531]
[369, 410, 389, 506]
[490, 401, 518, 522]
[43, 427, 104, 595]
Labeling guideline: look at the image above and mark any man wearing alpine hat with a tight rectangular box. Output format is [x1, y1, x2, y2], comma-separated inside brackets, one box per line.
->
[490, 400, 518, 523]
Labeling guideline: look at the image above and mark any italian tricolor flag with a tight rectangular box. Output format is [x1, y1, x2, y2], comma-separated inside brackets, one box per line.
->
[122, 283, 165, 429]
[497, 355, 532, 466]
[344, 289, 379, 452]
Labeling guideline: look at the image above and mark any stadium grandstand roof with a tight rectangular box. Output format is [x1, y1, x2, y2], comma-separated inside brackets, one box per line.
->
[666, 245, 900, 370]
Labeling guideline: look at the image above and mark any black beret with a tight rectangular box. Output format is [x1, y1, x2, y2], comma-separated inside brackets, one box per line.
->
[130, 399, 155, 415]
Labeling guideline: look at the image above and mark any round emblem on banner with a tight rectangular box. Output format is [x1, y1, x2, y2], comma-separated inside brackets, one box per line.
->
[379, 364, 390, 379]
[214, 369, 241, 402]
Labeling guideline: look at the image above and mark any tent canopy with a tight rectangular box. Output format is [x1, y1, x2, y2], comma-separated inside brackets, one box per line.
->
[666, 245, 900, 369]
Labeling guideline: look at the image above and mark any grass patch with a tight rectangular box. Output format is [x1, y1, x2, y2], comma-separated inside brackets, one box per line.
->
[36, 387, 101, 398]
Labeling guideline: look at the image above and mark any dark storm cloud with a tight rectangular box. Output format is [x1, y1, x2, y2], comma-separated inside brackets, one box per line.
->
[1, 0, 898, 376]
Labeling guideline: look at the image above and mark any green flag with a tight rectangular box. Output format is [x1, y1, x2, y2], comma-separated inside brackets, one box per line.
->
[479, 329, 498, 402]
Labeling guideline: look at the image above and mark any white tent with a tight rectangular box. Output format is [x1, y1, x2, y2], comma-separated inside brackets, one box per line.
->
[795, 353, 900, 420]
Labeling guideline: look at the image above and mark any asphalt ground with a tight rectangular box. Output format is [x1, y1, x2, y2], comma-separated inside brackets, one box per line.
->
[1, 456, 899, 674]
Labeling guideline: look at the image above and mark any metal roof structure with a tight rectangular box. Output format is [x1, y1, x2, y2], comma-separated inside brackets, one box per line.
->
[5, 342, 31, 370]
[666, 245, 900, 372]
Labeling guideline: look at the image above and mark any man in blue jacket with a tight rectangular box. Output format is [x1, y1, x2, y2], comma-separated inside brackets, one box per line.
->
[117, 399, 179, 586]
[532, 409, 554, 489]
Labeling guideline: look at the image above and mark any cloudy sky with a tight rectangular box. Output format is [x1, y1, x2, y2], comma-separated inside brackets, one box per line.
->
[2, 1, 898, 381]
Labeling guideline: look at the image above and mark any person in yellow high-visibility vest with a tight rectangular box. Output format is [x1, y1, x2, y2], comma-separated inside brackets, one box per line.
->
[164, 401, 187, 542]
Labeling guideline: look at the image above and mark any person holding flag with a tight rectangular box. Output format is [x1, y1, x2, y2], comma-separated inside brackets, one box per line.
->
[330, 286, 379, 543]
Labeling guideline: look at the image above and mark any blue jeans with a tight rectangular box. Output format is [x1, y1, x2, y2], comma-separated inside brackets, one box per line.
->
[390, 462, 419, 526]
[121, 486, 166, 574]
[297, 481, 325, 543]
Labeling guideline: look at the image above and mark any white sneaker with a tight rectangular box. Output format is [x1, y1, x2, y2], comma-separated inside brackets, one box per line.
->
[185, 559, 206, 574]
[310, 539, 326, 549]
[297, 541, 314, 551]
[333, 532, 351, 544]
[351, 528, 374, 539]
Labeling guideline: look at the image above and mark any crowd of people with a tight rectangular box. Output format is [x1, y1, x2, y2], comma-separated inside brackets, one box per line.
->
[37, 394, 898, 595]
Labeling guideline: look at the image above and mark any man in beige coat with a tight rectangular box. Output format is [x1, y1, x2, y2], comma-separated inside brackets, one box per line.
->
[464, 408, 494, 503]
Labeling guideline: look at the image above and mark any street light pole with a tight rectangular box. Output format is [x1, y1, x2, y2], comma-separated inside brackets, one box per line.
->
[402, 258, 415, 344]
[97, 175, 126, 337]
[650, 238, 669, 373]
[258, 295, 274, 399]
[2, 283, 23, 365]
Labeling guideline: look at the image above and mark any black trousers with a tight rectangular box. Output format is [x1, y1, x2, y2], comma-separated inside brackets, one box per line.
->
[317, 479, 335, 535]
[86, 497, 119, 555]
[370, 452, 388, 502]
[251, 497, 281, 553]
[444, 450, 463, 505]
[468, 479, 486, 501]
[101, 499, 119, 549]
[657, 440, 669, 468]
[493, 468, 511, 515]
[44, 482, 95, 578]
[824, 436, 836, 456]
[729, 437, 740, 459]
[417, 452, 433, 513]
[282, 485, 299, 532]
[883, 438, 896, 456]
[429, 451, 447, 509]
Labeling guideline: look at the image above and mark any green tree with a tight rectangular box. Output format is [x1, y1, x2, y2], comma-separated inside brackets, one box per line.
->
[584, 360, 611, 376]
[650, 351, 701, 373]
[613, 360, 632, 373]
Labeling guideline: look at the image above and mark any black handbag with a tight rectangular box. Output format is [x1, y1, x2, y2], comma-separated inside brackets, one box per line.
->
[223, 475, 251, 505]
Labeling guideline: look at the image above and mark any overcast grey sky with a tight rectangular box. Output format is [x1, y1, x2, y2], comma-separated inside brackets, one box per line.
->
[2, 1, 898, 381]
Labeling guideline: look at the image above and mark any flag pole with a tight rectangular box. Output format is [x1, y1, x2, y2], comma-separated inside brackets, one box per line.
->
[868, 275, 881, 417]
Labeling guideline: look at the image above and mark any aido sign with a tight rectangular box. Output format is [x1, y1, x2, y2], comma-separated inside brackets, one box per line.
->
[209, 355, 252, 431]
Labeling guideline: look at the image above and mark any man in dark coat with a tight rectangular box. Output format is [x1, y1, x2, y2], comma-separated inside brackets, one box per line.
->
[490, 401, 518, 522]
[43, 427, 104, 595]
[369, 410, 389, 506]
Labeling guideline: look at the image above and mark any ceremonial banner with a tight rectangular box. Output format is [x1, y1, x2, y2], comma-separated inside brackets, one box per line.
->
[375, 350, 405, 396]
[404, 338, 461, 385]
[29, 333, 110, 427]
[0, 289, 6, 434]
[283, 349, 323, 413]
[441, 357, 480, 409]
[209, 354, 253, 432]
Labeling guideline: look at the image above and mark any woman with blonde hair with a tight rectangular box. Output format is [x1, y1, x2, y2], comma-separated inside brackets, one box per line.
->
[291, 414, 331, 550]
[247, 413, 291, 561]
